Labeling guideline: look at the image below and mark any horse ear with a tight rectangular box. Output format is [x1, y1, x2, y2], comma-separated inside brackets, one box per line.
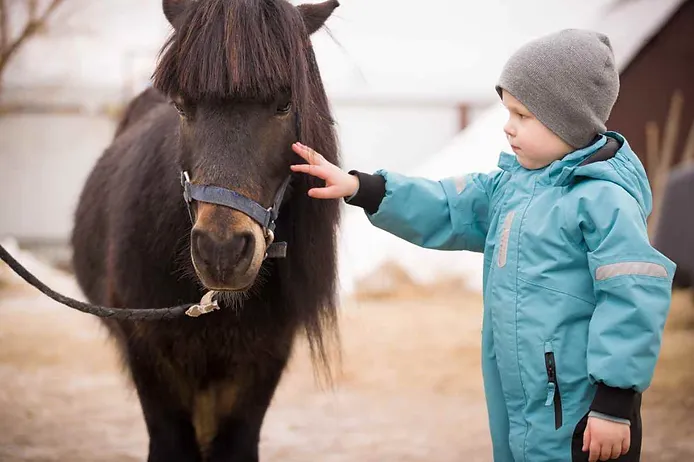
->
[297, 0, 339, 35]
[163, 0, 188, 27]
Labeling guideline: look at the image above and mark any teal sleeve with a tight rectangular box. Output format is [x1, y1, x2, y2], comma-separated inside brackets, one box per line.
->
[365, 170, 504, 252]
[578, 183, 676, 393]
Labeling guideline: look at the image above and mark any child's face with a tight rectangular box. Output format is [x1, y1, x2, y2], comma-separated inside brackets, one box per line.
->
[501, 90, 574, 170]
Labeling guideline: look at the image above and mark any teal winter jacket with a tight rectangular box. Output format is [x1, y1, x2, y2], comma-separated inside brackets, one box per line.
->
[347, 132, 675, 461]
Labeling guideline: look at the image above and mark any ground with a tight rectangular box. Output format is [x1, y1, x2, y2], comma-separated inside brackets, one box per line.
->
[1, 263, 694, 461]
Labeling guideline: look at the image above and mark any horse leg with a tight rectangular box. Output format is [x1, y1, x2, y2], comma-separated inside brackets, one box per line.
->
[142, 402, 201, 462]
[207, 355, 289, 462]
[125, 343, 202, 462]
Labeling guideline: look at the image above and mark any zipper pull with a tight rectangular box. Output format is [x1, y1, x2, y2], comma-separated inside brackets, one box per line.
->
[545, 382, 556, 406]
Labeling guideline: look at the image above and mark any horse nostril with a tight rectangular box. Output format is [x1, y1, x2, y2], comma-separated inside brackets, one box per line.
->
[227, 232, 255, 268]
[191, 229, 256, 281]
[192, 229, 215, 266]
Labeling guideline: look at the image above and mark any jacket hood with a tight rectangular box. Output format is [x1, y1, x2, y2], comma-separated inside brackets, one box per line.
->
[558, 132, 653, 217]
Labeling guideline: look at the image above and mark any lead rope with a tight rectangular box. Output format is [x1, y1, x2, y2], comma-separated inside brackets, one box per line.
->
[0, 244, 218, 320]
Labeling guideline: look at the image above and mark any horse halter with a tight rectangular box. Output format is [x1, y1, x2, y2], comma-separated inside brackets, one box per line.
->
[180, 109, 303, 260]
[181, 172, 292, 259]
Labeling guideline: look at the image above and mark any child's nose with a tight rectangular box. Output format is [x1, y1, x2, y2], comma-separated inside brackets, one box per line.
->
[504, 121, 516, 138]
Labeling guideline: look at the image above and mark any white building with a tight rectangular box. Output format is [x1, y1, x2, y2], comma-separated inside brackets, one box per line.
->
[0, 0, 685, 296]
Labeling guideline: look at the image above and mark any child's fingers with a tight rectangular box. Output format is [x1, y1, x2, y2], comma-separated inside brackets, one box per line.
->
[291, 143, 314, 163]
[609, 443, 622, 459]
[308, 185, 343, 199]
[582, 425, 591, 452]
[292, 142, 324, 165]
[621, 435, 630, 455]
[599, 443, 612, 461]
[588, 440, 600, 462]
[290, 164, 330, 180]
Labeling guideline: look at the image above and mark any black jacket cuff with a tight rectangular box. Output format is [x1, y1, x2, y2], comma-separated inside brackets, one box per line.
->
[590, 383, 637, 420]
[344, 170, 386, 215]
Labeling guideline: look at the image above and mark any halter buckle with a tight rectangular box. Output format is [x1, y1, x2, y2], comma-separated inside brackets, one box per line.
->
[182, 171, 192, 203]
[263, 228, 276, 260]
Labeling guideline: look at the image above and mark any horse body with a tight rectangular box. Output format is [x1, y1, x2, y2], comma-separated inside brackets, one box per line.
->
[71, 1, 340, 460]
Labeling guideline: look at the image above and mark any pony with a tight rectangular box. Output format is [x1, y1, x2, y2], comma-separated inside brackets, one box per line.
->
[70, 0, 341, 460]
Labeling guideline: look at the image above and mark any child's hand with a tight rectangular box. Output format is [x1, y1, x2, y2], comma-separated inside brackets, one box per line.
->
[583, 416, 630, 461]
[291, 142, 359, 199]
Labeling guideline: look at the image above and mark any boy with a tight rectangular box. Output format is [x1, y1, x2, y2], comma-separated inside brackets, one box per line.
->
[290, 29, 675, 461]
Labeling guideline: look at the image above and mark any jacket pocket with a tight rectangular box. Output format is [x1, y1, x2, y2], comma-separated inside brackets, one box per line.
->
[544, 341, 563, 430]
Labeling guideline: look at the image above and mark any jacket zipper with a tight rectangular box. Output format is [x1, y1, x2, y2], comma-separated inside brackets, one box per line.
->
[544, 351, 563, 429]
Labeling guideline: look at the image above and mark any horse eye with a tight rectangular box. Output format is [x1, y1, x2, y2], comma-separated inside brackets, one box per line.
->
[276, 100, 292, 115]
[171, 100, 187, 118]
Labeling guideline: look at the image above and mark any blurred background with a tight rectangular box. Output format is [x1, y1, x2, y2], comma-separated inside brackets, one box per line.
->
[0, 0, 693, 460]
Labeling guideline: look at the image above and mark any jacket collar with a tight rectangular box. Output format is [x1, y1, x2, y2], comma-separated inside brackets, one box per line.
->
[497, 133, 623, 186]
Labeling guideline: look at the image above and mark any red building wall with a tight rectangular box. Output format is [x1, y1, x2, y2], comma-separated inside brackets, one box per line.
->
[608, 0, 694, 171]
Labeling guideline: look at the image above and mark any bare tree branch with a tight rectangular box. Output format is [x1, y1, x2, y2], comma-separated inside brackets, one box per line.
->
[0, 0, 8, 52]
[28, 0, 39, 22]
[0, 0, 66, 81]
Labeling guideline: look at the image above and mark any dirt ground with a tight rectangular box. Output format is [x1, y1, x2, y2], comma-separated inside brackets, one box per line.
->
[1, 265, 694, 462]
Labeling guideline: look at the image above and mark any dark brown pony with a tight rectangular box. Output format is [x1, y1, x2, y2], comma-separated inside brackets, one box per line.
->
[70, 0, 341, 460]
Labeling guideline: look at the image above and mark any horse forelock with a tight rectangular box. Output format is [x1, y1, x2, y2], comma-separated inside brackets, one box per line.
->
[154, 0, 308, 103]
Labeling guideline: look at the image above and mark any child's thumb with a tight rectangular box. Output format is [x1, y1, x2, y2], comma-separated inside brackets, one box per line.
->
[582, 424, 591, 452]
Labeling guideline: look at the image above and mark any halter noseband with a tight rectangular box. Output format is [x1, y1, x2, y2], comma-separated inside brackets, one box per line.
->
[181, 172, 292, 259]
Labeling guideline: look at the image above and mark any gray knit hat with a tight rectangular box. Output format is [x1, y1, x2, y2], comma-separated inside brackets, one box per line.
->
[496, 29, 620, 149]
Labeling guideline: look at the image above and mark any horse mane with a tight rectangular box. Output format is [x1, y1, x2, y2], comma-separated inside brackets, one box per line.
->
[153, 0, 341, 376]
